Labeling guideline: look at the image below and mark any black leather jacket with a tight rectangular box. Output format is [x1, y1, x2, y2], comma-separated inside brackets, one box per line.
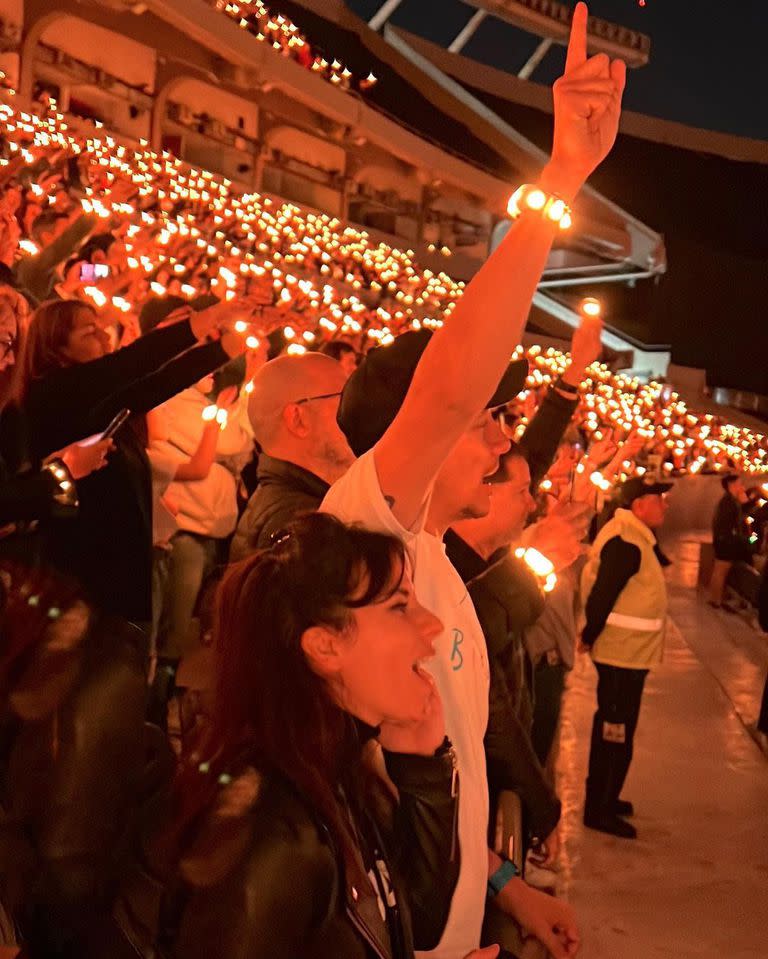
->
[0, 601, 167, 958]
[131, 746, 459, 959]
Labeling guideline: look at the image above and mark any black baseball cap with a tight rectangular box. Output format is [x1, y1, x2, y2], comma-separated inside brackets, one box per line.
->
[620, 476, 673, 507]
[337, 329, 529, 457]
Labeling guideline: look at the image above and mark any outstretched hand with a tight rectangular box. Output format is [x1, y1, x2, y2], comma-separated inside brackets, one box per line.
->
[547, 2, 626, 197]
[569, 313, 603, 379]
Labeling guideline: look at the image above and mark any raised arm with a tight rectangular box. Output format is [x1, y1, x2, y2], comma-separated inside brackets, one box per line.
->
[374, 2, 625, 528]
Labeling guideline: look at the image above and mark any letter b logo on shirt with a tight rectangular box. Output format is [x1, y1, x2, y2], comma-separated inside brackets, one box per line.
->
[451, 628, 464, 671]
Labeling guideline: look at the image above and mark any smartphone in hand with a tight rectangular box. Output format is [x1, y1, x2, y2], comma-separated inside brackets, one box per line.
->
[77, 409, 131, 447]
[100, 408, 131, 440]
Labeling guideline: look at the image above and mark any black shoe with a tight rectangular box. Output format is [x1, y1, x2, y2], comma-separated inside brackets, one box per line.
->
[614, 799, 634, 817]
[583, 811, 637, 839]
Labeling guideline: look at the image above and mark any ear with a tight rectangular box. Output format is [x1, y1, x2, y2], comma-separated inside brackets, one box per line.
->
[281, 402, 310, 439]
[300, 624, 345, 679]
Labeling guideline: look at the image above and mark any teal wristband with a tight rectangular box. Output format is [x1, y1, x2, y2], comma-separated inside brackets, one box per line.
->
[487, 858, 519, 899]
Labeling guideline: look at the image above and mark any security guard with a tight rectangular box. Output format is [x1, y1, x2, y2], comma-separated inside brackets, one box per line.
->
[579, 476, 672, 838]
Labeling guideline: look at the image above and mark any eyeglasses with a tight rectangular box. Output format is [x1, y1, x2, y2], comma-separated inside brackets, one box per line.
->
[293, 391, 342, 406]
[491, 405, 519, 432]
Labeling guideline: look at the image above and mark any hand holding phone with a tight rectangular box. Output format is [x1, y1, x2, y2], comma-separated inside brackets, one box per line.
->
[101, 408, 131, 440]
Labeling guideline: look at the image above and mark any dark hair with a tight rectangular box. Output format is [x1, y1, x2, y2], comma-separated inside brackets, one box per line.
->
[488, 441, 527, 484]
[320, 340, 356, 363]
[9, 299, 97, 404]
[721, 474, 739, 491]
[138, 294, 187, 335]
[30, 210, 67, 243]
[170, 512, 406, 881]
[0, 263, 17, 288]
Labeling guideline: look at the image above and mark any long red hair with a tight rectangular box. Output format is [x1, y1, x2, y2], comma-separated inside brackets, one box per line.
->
[168, 512, 406, 885]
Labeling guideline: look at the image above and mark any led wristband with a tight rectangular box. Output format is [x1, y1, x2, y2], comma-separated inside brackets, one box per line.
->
[514, 546, 557, 593]
[202, 404, 229, 430]
[507, 184, 573, 230]
[43, 458, 78, 509]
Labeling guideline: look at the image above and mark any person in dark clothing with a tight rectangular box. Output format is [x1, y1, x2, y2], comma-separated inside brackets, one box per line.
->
[0, 561, 170, 959]
[230, 351, 354, 560]
[320, 338, 359, 378]
[4, 298, 245, 625]
[580, 477, 672, 839]
[709, 474, 754, 608]
[118, 513, 463, 959]
[447, 531, 560, 853]
[447, 315, 601, 867]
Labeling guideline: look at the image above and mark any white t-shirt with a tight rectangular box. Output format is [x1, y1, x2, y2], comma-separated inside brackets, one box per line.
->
[321, 450, 489, 959]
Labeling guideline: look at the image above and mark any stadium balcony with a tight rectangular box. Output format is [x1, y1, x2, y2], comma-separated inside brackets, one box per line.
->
[7, 0, 667, 329]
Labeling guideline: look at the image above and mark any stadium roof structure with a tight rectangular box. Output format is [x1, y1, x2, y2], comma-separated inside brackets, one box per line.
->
[368, 0, 651, 69]
[263, 0, 667, 373]
[92, 0, 671, 373]
[369, 20, 768, 394]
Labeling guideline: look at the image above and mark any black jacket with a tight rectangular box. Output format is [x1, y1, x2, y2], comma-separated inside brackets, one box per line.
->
[119, 744, 459, 959]
[229, 455, 329, 561]
[16, 320, 229, 621]
[443, 384, 577, 842]
[445, 534, 560, 842]
[712, 493, 753, 563]
[0, 603, 169, 958]
[518, 385, 579, 489]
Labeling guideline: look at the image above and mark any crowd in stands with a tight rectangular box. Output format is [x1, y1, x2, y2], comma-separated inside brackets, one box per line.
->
[0, 4, 766, 958]
[0, 95, 763, 480]
[214, 0, 377, 91]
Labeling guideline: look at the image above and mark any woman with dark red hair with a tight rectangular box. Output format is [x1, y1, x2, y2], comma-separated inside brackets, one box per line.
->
[123, 512, 492, 959]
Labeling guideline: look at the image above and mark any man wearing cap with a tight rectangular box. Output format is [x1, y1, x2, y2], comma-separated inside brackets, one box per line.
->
[579, 476, 672, 839]
[322, 5, 626, 954]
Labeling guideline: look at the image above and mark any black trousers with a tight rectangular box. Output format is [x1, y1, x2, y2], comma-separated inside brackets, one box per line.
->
[585, 662, 648, 813]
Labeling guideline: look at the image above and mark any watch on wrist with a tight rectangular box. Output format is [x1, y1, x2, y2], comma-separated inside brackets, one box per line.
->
[487, 858, 519, 899]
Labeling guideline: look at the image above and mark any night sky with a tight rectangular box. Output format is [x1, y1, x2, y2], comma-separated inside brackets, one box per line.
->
[347, 0, 768, 142]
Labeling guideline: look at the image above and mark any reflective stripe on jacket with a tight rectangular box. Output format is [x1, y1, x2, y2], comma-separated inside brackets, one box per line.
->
[581, 509, 667, 668]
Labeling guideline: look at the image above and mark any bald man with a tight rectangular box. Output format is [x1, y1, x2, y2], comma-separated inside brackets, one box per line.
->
[229, 352, 354, 562]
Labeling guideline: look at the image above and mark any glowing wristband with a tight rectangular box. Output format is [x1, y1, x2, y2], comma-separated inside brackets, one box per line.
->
[507, 184, 573, 230]
[202, 405, 228, 430]
[514, 547, 557, 593]
[43, 458, 78, 508]
[590, 470, 612, 492]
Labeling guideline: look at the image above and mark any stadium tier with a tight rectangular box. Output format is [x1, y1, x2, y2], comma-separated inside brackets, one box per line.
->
[1, 97, 765, 476]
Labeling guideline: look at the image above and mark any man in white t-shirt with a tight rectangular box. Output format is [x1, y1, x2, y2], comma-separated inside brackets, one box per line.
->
[323, 5, 627, 956]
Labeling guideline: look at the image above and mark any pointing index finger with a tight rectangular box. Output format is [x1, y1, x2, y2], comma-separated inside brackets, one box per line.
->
[565, 1, 589, 74]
